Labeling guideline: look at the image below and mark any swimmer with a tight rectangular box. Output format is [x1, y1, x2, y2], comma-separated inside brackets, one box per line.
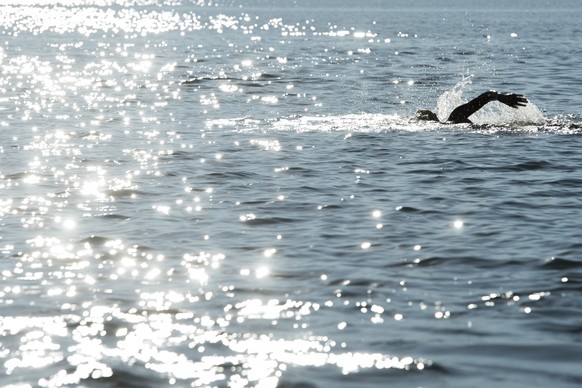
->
[416, 91, 528, 124]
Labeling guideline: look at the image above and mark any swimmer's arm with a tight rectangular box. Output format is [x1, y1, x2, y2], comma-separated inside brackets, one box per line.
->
[447, 91, 528, 123]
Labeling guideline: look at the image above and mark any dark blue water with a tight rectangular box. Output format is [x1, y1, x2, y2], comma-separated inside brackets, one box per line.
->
[0, 1, 581, 387]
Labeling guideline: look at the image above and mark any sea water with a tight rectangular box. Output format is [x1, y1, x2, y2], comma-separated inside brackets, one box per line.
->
[0, 0, 581, 387]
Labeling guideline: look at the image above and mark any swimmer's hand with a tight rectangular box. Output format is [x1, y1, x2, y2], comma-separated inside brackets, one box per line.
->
[495, 92, 528, 109]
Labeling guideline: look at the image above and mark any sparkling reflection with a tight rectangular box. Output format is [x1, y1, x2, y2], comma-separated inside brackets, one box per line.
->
[0, 308, 432, 386]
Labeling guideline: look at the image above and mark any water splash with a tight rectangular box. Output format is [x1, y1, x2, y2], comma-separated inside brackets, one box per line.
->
[435, 76, 546, 126]
[471, 100, 545, 126]
[435, 76, 474, 122]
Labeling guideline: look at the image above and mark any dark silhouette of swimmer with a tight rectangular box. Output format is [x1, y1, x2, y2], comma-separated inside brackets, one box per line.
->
[416, 91, 528, 124]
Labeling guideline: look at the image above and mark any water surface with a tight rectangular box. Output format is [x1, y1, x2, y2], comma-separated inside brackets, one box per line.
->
[1, 1, 581, 387]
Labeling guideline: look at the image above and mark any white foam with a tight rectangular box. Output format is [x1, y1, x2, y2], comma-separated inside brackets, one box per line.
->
[271, 113, 442, 133]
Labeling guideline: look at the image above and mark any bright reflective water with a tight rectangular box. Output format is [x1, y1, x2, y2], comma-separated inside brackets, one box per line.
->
[1, 1, 581, 387]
